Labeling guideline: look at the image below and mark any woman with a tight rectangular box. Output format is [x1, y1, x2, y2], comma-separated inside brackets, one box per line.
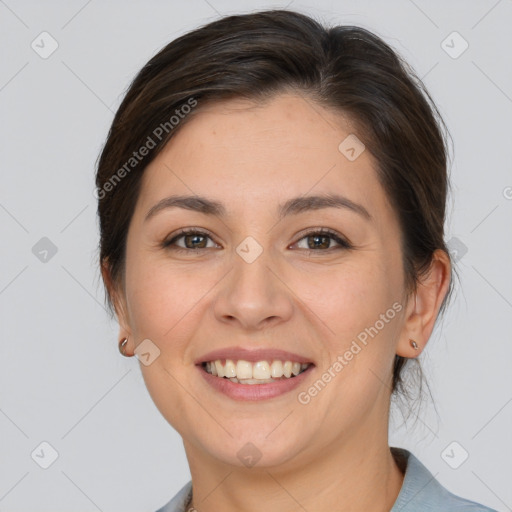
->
[96, 9, 497, 512]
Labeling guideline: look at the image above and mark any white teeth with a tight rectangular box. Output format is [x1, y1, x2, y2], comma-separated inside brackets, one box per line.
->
[236, 360, 253, 379]
[224, 359, 236, 378]
[270, 360, 283, 378]
[204, 359, 311, 382]
[214, 360, 225, 378]
[252, 361, 270, 379]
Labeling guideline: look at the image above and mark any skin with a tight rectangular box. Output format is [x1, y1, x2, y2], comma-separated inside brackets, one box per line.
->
[106, 93, 451, 512]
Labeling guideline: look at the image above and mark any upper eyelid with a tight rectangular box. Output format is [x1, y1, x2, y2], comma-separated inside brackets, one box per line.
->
[166, 228, 219, 246]
[293, 229, 351, 249]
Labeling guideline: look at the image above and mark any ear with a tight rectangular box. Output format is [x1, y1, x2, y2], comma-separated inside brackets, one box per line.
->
[396, 249, 451, 358]
[101, 260, 134, 355]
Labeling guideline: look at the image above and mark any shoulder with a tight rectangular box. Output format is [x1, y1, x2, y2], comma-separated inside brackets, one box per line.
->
[155, 481, 192, 512]
[390, 447, 497, 512]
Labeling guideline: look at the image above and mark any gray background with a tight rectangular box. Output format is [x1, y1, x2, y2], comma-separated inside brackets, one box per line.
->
[1, 0, 511, 511]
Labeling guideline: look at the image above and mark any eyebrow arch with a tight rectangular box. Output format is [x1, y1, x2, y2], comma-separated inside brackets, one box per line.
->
[279, 193, 371, 221]
[144, 193, 371, 222]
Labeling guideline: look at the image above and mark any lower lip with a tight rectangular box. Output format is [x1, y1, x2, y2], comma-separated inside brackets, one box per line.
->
[197, 364, 314, 401]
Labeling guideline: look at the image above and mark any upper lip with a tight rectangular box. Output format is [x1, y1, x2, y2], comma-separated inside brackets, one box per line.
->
[195, 346, 314, 365]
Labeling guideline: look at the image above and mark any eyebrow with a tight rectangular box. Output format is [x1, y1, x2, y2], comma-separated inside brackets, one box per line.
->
[144, 193, 372, 222]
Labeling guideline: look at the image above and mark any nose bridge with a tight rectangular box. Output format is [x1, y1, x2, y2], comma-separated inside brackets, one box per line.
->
[213, 237, 293, 329]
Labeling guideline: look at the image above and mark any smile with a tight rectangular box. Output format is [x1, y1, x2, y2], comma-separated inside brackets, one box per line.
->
[198, 359, 315, 401]
[202, 359, 311, 384]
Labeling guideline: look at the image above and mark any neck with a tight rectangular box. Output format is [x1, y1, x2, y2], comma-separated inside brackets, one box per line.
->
[183, 422, 405, 512]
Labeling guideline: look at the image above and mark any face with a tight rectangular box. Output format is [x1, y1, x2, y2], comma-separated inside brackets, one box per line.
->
[115, 93, 410, 470]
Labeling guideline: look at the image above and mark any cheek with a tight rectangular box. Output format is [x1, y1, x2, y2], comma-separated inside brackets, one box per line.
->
[299, 261, 398, 342]
[296, 258, 402, 401]
[302, 270, 402, 428]
[126, 260, 210, 433]
[124, 263, 171, 338]
[124, 255, 218, 353]
[123, 256, 176, 345]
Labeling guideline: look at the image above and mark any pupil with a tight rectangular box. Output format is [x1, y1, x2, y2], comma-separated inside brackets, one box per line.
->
[309, 235, 329, 249]
[186, 234, 206, 249]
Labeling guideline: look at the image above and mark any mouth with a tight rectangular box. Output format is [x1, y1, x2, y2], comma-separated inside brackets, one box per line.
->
[200, 359, 313, 384]
[196, 354, 315, 401]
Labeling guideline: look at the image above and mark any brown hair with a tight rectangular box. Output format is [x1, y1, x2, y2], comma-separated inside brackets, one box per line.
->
[96, 9, 453, 394]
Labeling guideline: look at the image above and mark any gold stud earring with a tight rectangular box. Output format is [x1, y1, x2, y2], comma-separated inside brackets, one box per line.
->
[409, 338, 419, 350]
[119, 337, 132, 357]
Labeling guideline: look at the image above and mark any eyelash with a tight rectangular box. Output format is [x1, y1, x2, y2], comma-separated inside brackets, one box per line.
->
[161, 227, 353, 254]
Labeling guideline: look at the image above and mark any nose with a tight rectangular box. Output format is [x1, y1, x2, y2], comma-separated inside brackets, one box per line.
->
[212, 246, 294, 331]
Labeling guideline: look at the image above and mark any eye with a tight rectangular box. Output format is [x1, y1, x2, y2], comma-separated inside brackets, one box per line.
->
[293, 228, 352, 251]
[161, 227, 352, 253]
[162, 228, 219, 252]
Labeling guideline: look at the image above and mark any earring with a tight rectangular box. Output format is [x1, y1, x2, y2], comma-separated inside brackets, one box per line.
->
[409, 338, 419, 351]
[119, 337, 132, 357]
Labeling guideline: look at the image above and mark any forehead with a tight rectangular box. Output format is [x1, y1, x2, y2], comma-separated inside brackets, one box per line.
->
[136, 93, 389, 220]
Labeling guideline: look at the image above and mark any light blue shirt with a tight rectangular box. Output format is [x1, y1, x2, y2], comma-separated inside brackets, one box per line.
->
[155, 448, 497, 511]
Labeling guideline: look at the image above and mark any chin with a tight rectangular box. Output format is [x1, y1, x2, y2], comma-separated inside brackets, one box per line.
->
[198, 427, 307, 469]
